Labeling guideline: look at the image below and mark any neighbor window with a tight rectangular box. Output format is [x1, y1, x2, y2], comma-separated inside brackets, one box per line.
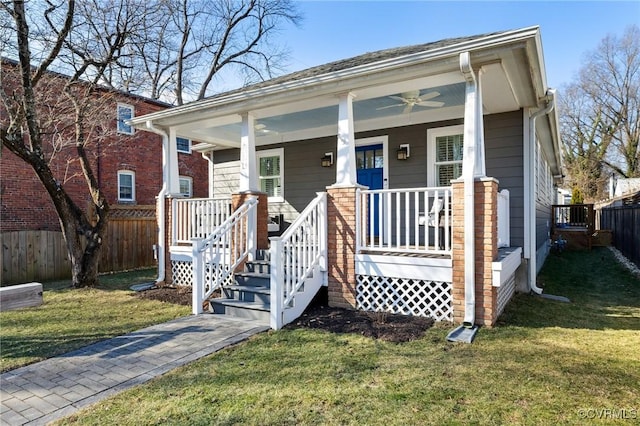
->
[179, 176, 193, 198]
[176, 137, 191, 154]
[257, 148, 284, 201]
[427, 125, 464, 186]
[117, 103, 134, 135]
[118, 171, 135, 202]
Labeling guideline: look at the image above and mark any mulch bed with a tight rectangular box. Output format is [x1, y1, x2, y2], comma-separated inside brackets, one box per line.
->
[135, 286, 434, 343]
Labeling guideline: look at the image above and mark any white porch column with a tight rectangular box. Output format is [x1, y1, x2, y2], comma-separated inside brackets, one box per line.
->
[334, 92, 358, 187]
[239, 113, 259, 192]
[167, 127, 181, 195]
[201, 150, 215, 199]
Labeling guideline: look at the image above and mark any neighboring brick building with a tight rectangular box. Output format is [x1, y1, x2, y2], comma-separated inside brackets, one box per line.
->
[0, 59, 208, 233]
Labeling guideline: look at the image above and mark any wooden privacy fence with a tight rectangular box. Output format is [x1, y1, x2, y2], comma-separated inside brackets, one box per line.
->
[1, 205, 157, 285]
[599, 204, 640, 268]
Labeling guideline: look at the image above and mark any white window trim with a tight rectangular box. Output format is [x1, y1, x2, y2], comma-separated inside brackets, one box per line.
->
[176, 137, 192, 154]
[117, 170, 136, 202]
[117, 103, 134, 135]
[356, 135, 389, 189]
[256, 148, 284, 202]
[427, 124, 464, 187]
[179, 176, 193, 198]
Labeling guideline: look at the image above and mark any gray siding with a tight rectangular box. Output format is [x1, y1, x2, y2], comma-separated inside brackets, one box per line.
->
[211, 112, 526, 248]
[484, 111, 525, 248]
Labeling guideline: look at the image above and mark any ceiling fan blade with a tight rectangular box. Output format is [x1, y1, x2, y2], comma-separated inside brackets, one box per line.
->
[403, 104, 413, 114]
[416, 100, 445, 108]
[387, 96, 407, 102]
[376, 103, 404, 111]
[418, 91, 440, 101]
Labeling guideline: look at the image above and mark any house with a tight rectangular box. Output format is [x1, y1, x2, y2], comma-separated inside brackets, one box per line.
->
[0, 58, 208, 282]
[129, 26, 563, 330]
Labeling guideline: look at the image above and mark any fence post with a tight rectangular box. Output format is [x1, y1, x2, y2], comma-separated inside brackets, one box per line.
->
[270, 238, 284, 330]
[191, 238, 204, 315]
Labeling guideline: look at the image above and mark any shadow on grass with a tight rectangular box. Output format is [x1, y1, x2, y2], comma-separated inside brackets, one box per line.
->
[498, 247, 640, 331]
[43, 268, 157, 292]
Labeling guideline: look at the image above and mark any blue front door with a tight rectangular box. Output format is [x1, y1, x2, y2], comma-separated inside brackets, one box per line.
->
[356, 144, 384, 236]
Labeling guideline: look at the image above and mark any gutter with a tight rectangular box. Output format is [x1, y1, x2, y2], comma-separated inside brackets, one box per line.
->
[527, 89, 556, 294]
[459, 52, 479, 328]
[144, 120, 170, 285]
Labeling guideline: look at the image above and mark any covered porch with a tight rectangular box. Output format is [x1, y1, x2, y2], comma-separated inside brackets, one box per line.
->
[129, 28, 550, 329]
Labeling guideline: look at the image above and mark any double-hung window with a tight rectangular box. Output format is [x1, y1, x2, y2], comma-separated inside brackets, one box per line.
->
[427, 125, 464, 186]
[118, 171, 135, 202]
[117, 103, 134, 135]
[176, 137, 191, 154]
[179, 176, 193, 198]
[257, 148, 284, 201]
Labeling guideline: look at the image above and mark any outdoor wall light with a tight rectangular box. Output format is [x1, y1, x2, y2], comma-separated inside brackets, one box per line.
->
[321, 152, 334, 167]
[397, 144, 410, 160]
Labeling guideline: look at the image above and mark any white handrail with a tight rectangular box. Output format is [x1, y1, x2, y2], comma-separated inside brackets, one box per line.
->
[191, 197, 258, 315]
[270, 192, 327, 329]
[173, 197, 232, 244]
[356, 187, 452, 255]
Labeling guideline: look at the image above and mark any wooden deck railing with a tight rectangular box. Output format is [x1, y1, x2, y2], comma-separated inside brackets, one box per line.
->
[552, 204, 595, 231]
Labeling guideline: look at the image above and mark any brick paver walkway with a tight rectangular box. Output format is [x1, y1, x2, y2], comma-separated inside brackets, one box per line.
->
[0, 315, 269, 425]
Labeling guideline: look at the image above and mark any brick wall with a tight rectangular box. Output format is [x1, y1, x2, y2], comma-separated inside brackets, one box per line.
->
[326, 186, 360, 309]
[0, 92, 208, 233]
[451, 178, 499, 326]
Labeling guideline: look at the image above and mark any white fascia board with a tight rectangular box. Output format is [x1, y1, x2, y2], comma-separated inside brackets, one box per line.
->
[130, 27, 540, 129]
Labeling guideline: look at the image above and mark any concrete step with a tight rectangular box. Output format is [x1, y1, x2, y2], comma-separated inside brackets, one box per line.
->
[234, 271, 270, 288]
[210, 298, 270, 324]
[255, 249, 270, 262]
[222, 285, 270, 304]
[245, 260, 271, 274]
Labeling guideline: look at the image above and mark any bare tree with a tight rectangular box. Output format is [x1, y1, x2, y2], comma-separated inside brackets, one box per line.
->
[0, 0, 144, 287]
[102, 0, 302, 104]
[1, 0, 301, 287]
[560, 25, 640, 200]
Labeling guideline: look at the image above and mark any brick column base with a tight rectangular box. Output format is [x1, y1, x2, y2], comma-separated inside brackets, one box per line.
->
[451, 178, 499, 326]
[326, 186, 362, 309]
[232, 191, 268, 250]
[162, 196, 174, 286]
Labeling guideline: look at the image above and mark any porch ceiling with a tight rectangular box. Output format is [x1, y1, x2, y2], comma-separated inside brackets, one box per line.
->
[181, 64, 521, 150]
[133, 27, 547, 150]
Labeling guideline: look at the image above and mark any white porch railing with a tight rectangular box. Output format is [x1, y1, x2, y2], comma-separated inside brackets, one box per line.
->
[191, 197, 258, 315]
[173, 197, 232, 244]
[356, 187, 452, 255]
[270, 192, 327, 330]
[497, 189, 511, 248]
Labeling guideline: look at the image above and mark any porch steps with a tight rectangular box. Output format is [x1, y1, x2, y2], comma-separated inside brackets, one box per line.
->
[208, 251, 272, 324]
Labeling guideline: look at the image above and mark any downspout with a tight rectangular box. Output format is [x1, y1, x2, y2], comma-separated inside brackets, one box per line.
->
[460, 52, 480, 327]
[145, 120, 169, 285]
[527, 89, 556, 294]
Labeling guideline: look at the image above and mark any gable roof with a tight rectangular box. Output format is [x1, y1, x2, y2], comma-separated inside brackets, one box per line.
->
[209, 30, 505, 99]
[131, 26, 546, 126]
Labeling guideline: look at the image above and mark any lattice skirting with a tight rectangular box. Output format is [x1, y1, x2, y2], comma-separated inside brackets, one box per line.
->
[356, 275, 453, 322]
[171, 260, 235, 290]
[496, 273, 516, 317]
[171, 260, 193, 287]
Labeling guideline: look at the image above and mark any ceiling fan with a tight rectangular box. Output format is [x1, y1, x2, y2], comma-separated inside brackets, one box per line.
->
[377, 90, 444, 114]
[255, 123, 276, 134]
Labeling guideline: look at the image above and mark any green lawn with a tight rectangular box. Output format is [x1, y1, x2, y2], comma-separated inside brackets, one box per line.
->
[0, 269, 190, 372]
[55, 248, 640, 425]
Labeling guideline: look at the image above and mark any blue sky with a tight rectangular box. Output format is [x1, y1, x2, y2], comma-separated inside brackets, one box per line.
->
[270, 1, 639, 90]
